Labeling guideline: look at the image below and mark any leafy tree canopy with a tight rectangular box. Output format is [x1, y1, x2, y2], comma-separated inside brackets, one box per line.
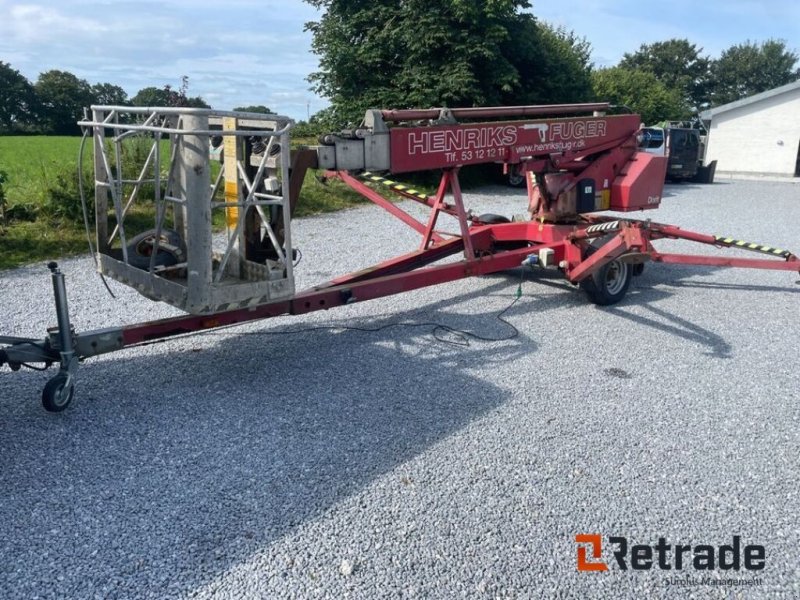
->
[709, 39, 799, 106]
[620, 39, 710, 111]
[131, 86, 173, 107]
[35, 70, 95, 135]
[304, 0, 593, 126]
[591, 66, 687, 125]
[91, 83, 129, 106]
[233, 105, 273, 114]
[509, 22, 593, 105]
[131, 77, 210, 109]
[0, 62, 37, 132]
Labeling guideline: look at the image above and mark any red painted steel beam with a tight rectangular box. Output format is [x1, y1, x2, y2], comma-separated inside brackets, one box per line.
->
[122, 300, 292, 345]
[482, 222, 575, 244]
[121, 245, 534, 347]
[566, 226, 649, 282]
[421, 171, 456, 250]
[389, 114, 641, 173]
[335, 171, 444, 244]
[651, 253, 800, 271]
[380, 103, 611, 122]
[647, 225, 719, 245]
[566, 235, 626, 282]
[326, 234, 475, 286]
[447, 170, 476, 260]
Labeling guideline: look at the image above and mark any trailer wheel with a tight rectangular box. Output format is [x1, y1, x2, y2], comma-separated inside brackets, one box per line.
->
[42, 373, 74, 412]
[580, 245, 632, 306]
[475, 213, 511, 225]
[125, 229, 186, 270]
[507, 165, 526, 188]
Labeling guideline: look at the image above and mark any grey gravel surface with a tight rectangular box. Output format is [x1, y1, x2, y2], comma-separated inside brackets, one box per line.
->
[1, 180, 799, 599]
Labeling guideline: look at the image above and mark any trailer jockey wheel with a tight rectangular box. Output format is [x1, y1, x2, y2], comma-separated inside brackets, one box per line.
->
[42, 372, 75, 412]
[580, 242, 632, 306]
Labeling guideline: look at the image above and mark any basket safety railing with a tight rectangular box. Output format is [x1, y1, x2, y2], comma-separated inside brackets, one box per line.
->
[78, 106, 295, 314]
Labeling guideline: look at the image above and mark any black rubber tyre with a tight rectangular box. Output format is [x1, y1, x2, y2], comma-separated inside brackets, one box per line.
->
[42, 373, 74, 413]
[580, 243, 632, 306]
[125, 229, 186, 270]
[475, 213, 511, 225]
[507, 165, 526, 188]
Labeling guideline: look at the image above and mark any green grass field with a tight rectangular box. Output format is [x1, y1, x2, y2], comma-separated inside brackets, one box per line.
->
[0, 136, 90, 268]
[0, 136, 87, 206]
[0, 136, 377, 270]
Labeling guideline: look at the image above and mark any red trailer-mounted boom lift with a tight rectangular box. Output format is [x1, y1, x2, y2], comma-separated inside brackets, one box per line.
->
[2, 102, 798, 411]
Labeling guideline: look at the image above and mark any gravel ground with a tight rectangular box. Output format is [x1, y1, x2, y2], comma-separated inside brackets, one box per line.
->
[1, 179, 799, 599]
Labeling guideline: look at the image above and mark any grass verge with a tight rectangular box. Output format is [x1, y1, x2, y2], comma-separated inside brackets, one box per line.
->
[0, 137, 414, 269]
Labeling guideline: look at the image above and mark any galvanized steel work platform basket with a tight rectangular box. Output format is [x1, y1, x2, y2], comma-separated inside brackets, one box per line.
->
[82, 106, 295, 314]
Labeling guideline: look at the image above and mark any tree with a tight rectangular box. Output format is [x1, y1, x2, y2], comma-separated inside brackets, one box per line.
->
[233, 105, 273, 114]
[35, 70, 94, 135]
[131, 77, 210, 109]
[304, 0, 592, 126]
[508, 22, 593, 105]
[591, 67, 687, 124]
[620, 39, 710, 111]
[91, 83, 129, 106]
[131, 86, 173, 107]
[0, 62, 37, 132]
[709, 39, 800, 106]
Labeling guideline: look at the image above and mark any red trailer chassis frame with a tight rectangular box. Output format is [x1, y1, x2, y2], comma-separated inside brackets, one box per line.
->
[117, 166, 798, 345]
[6, 165, 799, 350]
[2, 159, 799, 411]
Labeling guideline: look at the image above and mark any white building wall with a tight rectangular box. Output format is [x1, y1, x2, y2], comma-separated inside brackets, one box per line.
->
[705, 87, 800, 177]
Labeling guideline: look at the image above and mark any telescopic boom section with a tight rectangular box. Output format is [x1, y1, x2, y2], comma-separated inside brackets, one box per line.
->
[378, 102, 612, 122]
[317, 103, 667, 219]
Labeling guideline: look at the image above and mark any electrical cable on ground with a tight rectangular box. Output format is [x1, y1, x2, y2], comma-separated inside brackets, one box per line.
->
[129, 272, 527, 351]
[13, 274, 525, 373]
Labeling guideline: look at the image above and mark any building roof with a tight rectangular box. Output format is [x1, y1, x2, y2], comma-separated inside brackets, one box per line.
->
[700, 79, 800, 120]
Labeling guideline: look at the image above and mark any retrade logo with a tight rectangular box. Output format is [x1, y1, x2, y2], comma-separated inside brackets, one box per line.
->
[576, 534, 608, 572]
[575, 535, 766, 572]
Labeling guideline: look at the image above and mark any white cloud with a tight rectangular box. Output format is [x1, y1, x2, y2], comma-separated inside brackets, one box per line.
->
[1, 0, 796, 121]
[0, 0, 326, 120]
[5, 4, 109, 42]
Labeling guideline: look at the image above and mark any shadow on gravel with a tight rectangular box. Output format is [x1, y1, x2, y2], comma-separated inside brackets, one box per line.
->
[661, 279, 800, 294]
[487, 262, 746, 360]
[2, 259, 791, 595]
[602, 264, 735, 358]
[606, 298, 733, 359]
[661, 180, 732, 198]
[0, 280, 535, 598]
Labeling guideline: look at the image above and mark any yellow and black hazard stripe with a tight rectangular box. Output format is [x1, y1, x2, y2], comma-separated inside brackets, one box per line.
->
[585, 220, 622, 234]
[361, 171, 429, 201]
[714, 236, 792, 258]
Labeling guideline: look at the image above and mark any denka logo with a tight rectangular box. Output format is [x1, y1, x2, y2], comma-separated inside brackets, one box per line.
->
[576, 535, 765, 572]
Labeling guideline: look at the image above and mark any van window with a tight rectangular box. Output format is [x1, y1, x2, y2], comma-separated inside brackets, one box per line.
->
[640, 128, 665, 149]
[670, 129, 699, 149]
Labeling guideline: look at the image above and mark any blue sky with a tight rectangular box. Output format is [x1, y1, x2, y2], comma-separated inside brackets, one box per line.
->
[0, 0, 797, 121]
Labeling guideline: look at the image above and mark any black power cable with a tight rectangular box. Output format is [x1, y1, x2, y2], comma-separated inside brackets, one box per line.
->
[129, 274, 526, 351]
[77, 128, 117, 299]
